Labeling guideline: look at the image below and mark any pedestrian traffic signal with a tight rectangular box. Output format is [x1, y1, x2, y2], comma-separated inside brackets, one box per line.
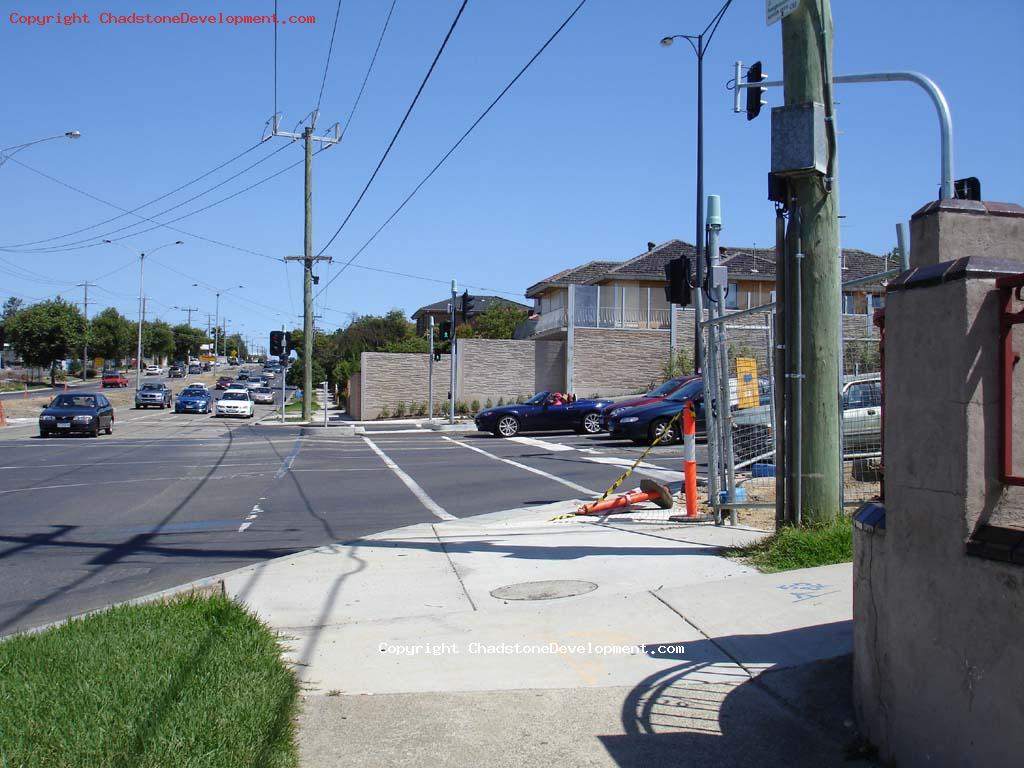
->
[270, 330, 284, 356]
[664, 257, 692, 306]
[433, 351, 442, 362]
[745, 61, 767, 121]
[440, 322, 452, 341]
[461, 291, 474, 323]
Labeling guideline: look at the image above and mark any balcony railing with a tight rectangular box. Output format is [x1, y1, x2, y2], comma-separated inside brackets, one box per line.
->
[575, 307, 671, 330]
[530, 307, 672, 335]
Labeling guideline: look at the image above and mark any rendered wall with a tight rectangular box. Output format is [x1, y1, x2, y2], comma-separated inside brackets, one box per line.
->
[910, 199, 1024, 268]
[572, 328, 668, 397]
[853, 273, 1024, 766]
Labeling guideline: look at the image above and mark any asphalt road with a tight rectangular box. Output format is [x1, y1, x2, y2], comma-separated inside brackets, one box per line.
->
[0, 411, 704, 636]
[0, 368, 253, 401]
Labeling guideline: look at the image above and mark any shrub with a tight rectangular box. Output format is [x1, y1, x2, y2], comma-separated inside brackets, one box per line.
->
[497, 397, 505, 406]
[440, 400, 450, 417]
[485, 398, 493, 409]
[470, 399, 481, 414]
[413, 400, 427, 417]
[456, 400, 470, 416]
[395, 400, 407, 418]
[515, 394, 526, 404]
[379, 404, 391, 419]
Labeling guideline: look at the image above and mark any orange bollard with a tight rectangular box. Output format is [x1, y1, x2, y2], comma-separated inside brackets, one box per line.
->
[577, 479, 674, 516]
[23, 383, 28, 399]
[682, 400, 698, 517]
[0, 401, 6, 428]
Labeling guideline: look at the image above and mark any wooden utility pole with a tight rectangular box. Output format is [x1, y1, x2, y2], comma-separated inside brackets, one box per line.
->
[782, 0, 841, 522]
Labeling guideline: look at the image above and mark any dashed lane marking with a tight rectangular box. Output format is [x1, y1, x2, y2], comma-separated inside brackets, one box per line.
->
[363, 436, 456, 521]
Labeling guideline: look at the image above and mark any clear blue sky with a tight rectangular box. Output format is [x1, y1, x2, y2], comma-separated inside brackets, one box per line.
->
[3, 0, 1022, 347]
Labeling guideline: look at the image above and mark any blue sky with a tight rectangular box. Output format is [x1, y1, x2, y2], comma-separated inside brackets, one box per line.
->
[3, 0, 1022, 347]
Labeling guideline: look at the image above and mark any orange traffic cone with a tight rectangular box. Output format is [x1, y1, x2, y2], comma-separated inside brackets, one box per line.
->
[670, 399, 714, 523]
[577, 479, 674, 516]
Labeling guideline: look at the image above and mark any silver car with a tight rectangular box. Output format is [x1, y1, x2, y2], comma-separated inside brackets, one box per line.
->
[251, 387, 275, 405]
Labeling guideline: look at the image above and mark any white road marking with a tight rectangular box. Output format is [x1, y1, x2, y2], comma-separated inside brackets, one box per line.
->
[238, 522, 252, 532]
[442, 437, 597, 496]
[507, 436, 576, 452]
[363, 436, 455, 521]
[239, 502, 262, 532]
[579, 455, 682, 484]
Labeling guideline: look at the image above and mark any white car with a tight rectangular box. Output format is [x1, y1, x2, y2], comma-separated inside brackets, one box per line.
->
[251, 387, 275, 405]
[224, 383, 248, 396]
[144, 365, 162, 376]
[215, 390, 255, 418]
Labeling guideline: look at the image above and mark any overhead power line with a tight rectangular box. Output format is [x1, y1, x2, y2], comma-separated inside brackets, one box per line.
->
[316, 0, 589, 301]
[315, 0, 345, 117]
[316, 0, 470, 257]
[345, 0, 400, 132]
[0, 142, 265, 249]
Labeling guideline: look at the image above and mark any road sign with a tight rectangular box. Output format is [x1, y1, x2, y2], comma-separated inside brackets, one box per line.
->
[766, 0, 799, 26]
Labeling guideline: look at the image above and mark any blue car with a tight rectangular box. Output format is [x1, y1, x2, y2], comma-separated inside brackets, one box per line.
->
[174, 386, 213, 414]
[606, 379, 707, 444]
[474, 391, 614, 438]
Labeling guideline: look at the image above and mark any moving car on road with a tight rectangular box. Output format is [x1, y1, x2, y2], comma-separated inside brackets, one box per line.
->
[216, 390, 255, 418]
[135, 383, 172, 409]
[174, 386, 213, 414]
[474, 392, 614, 438]
[250, 387, 275, 405]
[168, 365, 185, 378]
[215, 376, 234, 390]
[188, 363, 202, 374]
[606, 378, 706, 445]
[39, 393, 114, 437]
[144, 364, 163, 376]
[102, 371, 129, 388]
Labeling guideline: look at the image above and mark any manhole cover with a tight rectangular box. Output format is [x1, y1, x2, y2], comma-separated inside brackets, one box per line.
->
[490, 580, 598, 601]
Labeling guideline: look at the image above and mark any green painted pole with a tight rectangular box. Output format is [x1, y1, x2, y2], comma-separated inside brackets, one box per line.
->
[782, 0, 841, 523]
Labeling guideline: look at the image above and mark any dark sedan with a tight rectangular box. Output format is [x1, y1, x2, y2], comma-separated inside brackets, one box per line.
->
[600, 376, 698, 429]
[474, 392, 614, 438]
[606, 379, 707, 444]
[39, 393, 114, 437]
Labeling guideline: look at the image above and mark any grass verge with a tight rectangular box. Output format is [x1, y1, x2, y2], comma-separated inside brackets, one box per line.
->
[0, 594, 298, 768]
[283, 400, 319, 415]
[724, 514, 853, 573]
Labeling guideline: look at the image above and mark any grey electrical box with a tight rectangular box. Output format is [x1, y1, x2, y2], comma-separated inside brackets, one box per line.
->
[771, 102, 827, 177]
[709, 265, 728, 291]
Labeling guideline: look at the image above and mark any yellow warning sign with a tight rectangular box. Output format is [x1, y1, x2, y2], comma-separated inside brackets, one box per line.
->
[736, 357, 759, 410]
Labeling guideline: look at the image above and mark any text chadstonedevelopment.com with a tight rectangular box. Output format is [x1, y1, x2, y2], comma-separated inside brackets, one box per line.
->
[9, 10, 317, 27]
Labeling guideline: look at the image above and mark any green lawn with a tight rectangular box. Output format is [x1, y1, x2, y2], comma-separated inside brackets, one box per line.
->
[725, 515, 853, 573]
[0, 594, 298, 768]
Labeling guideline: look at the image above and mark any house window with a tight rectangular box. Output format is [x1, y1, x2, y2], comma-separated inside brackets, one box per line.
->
[725, 283, 739, 310]
[842, 293, 857, 315]
[869, 294, 884, 310]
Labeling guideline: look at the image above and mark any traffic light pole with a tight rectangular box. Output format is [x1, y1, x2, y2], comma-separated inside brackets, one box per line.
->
[428, 316, 435, 421]
[449, 280, 457, 425]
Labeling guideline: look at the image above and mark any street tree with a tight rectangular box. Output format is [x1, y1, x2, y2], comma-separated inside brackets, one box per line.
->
[89, 308, 135, 363]
[172, 324, 209, 361]
[471, 304, 528, 339]
[142, 319, 175, 362]
[2, 296, 25, 322]
[5, 298, 86, 384]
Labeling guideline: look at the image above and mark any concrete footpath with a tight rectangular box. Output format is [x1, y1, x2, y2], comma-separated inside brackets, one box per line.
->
[223, 502, 862, 767]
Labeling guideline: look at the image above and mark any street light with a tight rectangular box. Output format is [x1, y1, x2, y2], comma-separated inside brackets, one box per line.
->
[660, 0, 733, 374]
[103, 239, 184, 389]
[0, 131, 81, 168]
[192, 283, 243, 364]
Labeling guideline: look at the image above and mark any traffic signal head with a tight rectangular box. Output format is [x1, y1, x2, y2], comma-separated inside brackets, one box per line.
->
[269, 330, 284, 356]
[745, 61, 767, 121]
[461, 291, 474, 323]
[664, 257, 692, 306]
[440, 321, 452, 341]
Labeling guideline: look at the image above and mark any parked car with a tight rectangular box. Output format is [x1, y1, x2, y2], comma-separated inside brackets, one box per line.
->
[101, 371, 130, 388]
[135, 382, 172, 409]
[168, 365, 185, 378]
[600, 376, 699, 429]
[842, 376, 882, 454]
[251, 387, 275, 405]
[39, 393, 114, 437]
[144, 364, 163, 376]
[474, 392, 614, 438]
[606, 378, 707, 444]
[216, 390, 255, 418]
[174, 386, 213, 414]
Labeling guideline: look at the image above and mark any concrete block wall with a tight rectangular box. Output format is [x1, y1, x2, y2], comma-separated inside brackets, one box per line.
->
[357, 352, 451, 421]
[853, 273, 1024, 766]
[573, 328, 669, 397]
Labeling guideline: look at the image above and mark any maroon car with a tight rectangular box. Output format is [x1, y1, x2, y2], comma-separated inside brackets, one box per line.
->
[599, 376, 699, 429]
[215, 376, 234, 391]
